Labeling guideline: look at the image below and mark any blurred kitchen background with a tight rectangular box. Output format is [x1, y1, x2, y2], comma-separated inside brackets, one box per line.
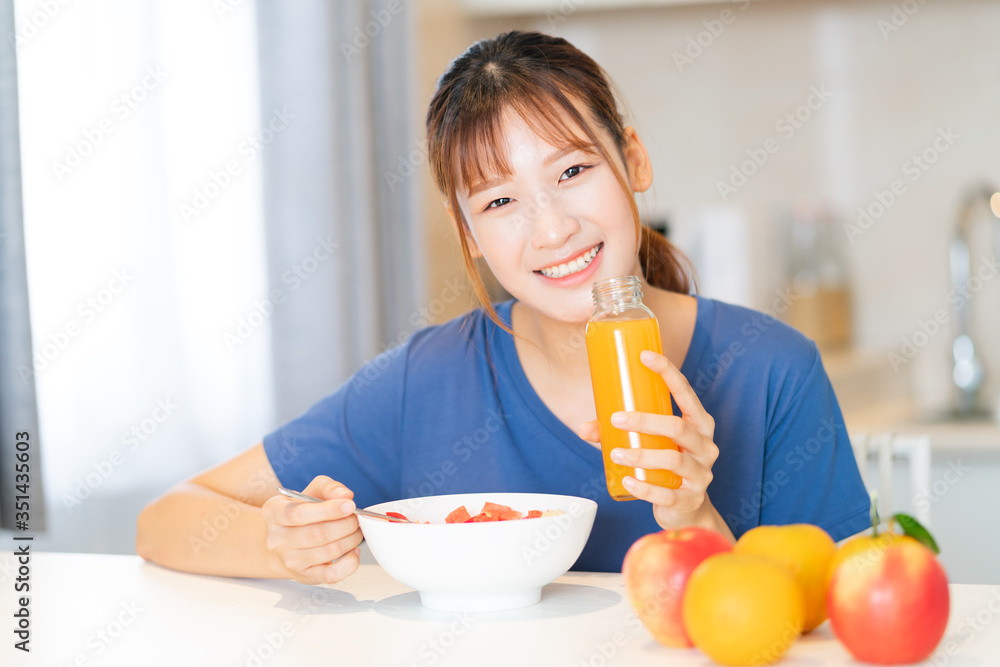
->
[0, 0, 997, 583]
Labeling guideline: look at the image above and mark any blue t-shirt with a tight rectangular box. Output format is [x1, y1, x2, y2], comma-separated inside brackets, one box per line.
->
[263, 297, 870, 572]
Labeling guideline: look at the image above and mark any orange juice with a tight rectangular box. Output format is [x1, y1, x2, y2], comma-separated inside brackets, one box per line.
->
[586, 280, 681, 500]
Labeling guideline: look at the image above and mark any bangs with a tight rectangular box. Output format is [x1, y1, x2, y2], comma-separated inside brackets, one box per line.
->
[450, 86, 609, 196]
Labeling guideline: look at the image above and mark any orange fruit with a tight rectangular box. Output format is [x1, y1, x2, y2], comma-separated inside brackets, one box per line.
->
[734, 523, 836, 631]
[683, 553, 805, 666]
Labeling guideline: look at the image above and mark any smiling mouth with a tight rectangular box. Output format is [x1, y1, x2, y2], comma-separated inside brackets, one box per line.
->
[537, 243, 603, 279]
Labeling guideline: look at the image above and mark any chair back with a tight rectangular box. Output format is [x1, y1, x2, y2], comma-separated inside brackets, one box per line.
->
[850, 432, 932, 527]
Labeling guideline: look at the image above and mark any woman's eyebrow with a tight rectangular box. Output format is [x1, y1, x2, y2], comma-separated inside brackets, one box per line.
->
[469, 145, 594, 196]
[469, 176, 507, 197]
[543, 145, 577, 167]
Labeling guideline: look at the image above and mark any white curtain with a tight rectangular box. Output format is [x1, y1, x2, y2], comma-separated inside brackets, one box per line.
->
[16, 0, 275, 507]
[12, 0, 422, 552]
[256, 0, 423, 424]
[0, 0, 45, 530]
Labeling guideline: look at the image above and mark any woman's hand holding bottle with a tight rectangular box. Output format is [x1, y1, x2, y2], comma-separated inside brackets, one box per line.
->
[579, 350, 735, 542]
[261, 475, 364, 584]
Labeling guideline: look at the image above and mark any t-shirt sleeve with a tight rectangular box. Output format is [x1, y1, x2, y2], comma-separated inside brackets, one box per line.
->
[759, 346, 871, 541]
[262, 344, 407, 509]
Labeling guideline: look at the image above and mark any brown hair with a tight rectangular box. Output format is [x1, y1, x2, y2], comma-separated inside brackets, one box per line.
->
[426, 30, 693, 327]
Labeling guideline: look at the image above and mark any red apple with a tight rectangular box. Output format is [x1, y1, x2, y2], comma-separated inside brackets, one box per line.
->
[827, 535, 950, 664]
[622, 527, 733, 647]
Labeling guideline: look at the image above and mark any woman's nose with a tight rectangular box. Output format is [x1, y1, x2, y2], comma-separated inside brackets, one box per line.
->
[527, 193, 580, 249]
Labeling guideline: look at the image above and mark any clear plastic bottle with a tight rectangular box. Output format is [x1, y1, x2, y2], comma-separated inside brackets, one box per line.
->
[585, 276, 681, 501]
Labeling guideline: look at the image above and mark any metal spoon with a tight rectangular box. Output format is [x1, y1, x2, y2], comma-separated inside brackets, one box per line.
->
[275, 487, 416, 523]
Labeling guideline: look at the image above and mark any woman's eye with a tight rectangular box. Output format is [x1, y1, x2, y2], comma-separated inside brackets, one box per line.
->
[487, 197, 512, 210]
[560, 165, 589, 181]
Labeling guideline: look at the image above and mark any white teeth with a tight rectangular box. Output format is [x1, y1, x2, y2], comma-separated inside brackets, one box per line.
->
[539, 244, 600, 278]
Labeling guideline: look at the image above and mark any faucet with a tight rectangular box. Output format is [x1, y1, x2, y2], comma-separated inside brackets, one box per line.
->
[948, 184, 1000, 418]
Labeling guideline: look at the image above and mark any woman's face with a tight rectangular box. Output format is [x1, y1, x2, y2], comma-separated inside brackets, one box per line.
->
[454, 109, 652, 324]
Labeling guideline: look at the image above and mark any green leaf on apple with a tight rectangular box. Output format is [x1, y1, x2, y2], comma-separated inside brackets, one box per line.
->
[892, 513, 940, 555]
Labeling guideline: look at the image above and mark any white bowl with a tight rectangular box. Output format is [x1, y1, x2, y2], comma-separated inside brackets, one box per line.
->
[358, 492, 597, 612]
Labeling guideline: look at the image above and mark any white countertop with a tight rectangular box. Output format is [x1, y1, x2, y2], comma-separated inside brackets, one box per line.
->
[892, 420, 1000, 452]
[823, 347, 1000, 453]
[3, 552, 999, 666]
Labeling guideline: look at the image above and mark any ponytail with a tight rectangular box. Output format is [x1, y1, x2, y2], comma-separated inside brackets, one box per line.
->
[639, 226, 695, 294]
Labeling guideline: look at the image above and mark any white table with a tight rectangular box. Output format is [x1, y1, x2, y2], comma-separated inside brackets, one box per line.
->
[3, 552, 999, 666]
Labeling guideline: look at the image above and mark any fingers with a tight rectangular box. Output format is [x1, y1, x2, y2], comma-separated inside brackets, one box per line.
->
[617, 452, 713, 513]
[610, 446, 713, 494]
[610, 410, 686, 442]
[623, 476, 691, 512]
[263, 475, 363, 585]
[296, 546, 362, 585]
[283, 527, 365, 575]
[304, 475, 355, 501]
[283, 494, 356, 527]
[278, 511, 361, 550]
[270, 477, 356, 527]
[609, 411, 719, 467]
[639, 350, 715, 437]
[577, 419, 600, 444]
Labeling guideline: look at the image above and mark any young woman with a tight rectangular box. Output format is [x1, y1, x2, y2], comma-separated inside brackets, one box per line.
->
[136, 31, 870, 585]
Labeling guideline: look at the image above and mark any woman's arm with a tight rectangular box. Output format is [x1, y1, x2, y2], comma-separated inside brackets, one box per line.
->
[136, 444, 363, 583]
